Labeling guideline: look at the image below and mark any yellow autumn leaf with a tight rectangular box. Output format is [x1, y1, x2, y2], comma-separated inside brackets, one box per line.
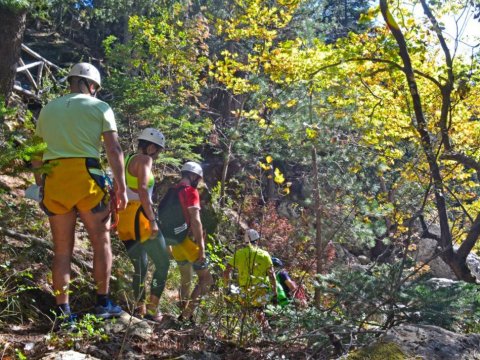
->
[306, 127, 318, 139]
[266, 155, 273, 164]
[274, 168, 285, 184]
[286, 99, 297, 107]
[259, 161, 271, 171]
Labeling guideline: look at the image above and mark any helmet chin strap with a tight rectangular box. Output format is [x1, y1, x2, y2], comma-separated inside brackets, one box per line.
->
[79, 78, 97, 97]
[189, 174, 200, 188]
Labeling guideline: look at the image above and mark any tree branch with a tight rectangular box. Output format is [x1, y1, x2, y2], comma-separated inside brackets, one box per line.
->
[457, 212, 480, 259]
[440, 151, 480, 180]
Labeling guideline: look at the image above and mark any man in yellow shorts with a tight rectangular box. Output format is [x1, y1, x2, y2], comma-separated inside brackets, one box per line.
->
[223, 229, 278, 330]
[31, 63, 127, 328]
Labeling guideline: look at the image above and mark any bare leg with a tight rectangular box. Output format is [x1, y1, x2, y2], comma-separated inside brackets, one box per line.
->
[181, 268, 213, 319]
[50, 211, 77, 305]
[255, 309, 270, 330]
[78, 208, 111, 295]
[146, 294, 160, 314]
[178, 263, 193, 308]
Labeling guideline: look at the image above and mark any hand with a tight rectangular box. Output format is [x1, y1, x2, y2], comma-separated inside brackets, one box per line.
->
[197, 249, 206, 263]
[115, 188, 128, 210]
[149, 221, 159, 239]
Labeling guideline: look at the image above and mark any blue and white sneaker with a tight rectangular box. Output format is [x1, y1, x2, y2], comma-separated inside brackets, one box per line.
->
[94, 299, 123, 319]
[54, 313, 78, 333]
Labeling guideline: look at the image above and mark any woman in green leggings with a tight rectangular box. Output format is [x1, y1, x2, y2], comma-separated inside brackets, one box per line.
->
[117, 128, 170, 322]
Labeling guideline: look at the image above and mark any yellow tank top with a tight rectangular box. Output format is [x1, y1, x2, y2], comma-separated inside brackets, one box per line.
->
[125, 154, 155, 201]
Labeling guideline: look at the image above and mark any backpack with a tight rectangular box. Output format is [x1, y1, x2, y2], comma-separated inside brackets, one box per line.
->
[157, 186, 188, 246]
[275, 273, 290, 307]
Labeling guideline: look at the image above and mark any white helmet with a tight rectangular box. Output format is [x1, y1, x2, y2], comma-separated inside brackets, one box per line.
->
[244, 229, 260, 243]
[181, 161, 203, 178]
[137, 128, 165, 148]
[67, 62, 101, 88]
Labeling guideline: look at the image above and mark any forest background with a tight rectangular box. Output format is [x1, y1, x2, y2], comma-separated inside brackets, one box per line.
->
[0, 0, 480, 358]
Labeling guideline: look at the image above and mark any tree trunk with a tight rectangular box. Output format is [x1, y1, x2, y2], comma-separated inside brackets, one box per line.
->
[379, 0, 476, 282]
[312, 145, 324, 307]
[0, 6, 27, 104]
[219, 92, 245, 205]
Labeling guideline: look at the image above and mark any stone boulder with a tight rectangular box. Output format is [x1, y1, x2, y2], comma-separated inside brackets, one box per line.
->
[382, 324, 480, 360]
[415, 238, 480, 282]
[103, 312, 152, 340]
[41, 350, 100, 360]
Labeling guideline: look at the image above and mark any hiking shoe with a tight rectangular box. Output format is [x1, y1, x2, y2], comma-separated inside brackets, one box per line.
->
[94, 299, 123, 319]
[144, 312, 163, 323]
[54, 313, 78, 333]
[133, 304, 146, 318]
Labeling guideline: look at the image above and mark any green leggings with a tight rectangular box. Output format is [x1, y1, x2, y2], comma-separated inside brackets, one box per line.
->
[123, 232, 170, 301]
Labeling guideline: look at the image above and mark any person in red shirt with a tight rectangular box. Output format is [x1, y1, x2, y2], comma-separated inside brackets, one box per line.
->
[169, 162, 213, 323]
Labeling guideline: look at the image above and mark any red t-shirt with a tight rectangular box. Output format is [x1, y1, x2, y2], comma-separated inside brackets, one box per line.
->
[175, 183, 200, 226]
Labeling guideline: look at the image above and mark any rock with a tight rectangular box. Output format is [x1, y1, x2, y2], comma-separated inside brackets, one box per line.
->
[103, 312, 152, 340]
[425, 277, 459, 289]
[382, 324, 480, 360]
[170, 352, 222, 360]
[331, 243, 359, 266]
[415, 238, 480, 282]
[466, 253, 480, 281]
[41, 350, 100, 360]
[416, 238, 457, 279]
[357, 255, 370, 265]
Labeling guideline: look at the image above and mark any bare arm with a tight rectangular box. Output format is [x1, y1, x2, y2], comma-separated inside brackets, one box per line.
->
[268, 266, 278, 297]
[284, 277, 297, 292]
[31, 158, 44, 186]
[103, 131, 127, 210]
[134, 155, 159, 239]
[188, 207, 205, 261]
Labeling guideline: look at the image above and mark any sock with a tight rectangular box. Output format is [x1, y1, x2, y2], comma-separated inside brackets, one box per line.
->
[57, 303, 71, 316]
[96, 294, 109, 307]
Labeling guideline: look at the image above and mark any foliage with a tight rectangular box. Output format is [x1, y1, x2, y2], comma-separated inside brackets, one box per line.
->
[4, 0, 480, 356]
[291, 0, 372, 43]
[46, 314, 109, 349]
[405, 281, 480, 333]
[316, 263, 480, 334]
[251, 261, 480, 355]
[103, 1, 211, 165]
[211, 0, 480, 279]
[0, 0, 29, 12]
[204, 282, 268, 345]
[0, 262, 37, 324]
[347, 342, 407, 360]
[0, 101, 46, 176]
